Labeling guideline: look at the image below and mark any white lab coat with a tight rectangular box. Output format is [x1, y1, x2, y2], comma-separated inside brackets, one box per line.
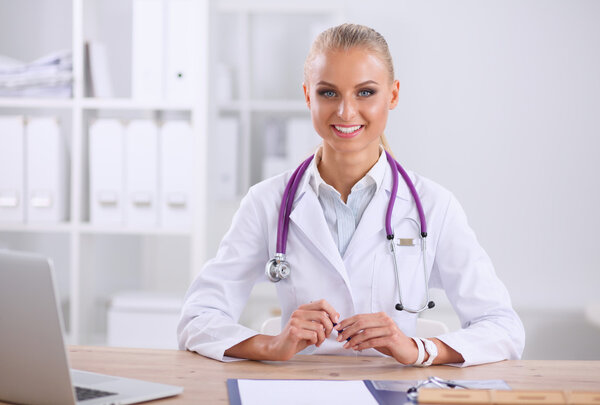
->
[178, 163, 525, 366]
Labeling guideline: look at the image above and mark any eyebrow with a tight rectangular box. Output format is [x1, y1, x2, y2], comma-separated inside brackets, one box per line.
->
[316, 80, 380, 88]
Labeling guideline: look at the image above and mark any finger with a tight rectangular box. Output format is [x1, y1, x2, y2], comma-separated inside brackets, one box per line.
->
[350, 336, 392, 352]
[315, 323, 326, 346]
[292, 319, 327, 346]
[336, 314, 378, 342]
[337, 314, 387, 342]
[288, 325, 319, 346]
[298, 299, 340, 324]
[292, 310, 335, 338]
[343, 327, 390, 349]
[299, 310, 335, 331]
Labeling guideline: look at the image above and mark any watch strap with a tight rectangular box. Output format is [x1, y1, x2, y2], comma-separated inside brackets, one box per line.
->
[411, 337, 425, 366]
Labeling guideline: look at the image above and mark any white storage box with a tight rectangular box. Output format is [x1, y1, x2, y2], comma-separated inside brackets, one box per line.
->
[107, 291, 183, 349]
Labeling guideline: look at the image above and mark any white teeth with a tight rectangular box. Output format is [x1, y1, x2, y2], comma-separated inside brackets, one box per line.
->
[334, 125, 362, 134]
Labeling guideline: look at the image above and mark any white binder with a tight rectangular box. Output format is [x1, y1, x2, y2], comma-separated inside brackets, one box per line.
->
[131, 0, 164, 101]
[215, 118, 238, 200]
[125, 119, 158, 227]
[286, 118, 321, 165]
[0, 116, 25, 223]
[25, 117, 68, 223]
[165, 0, 200, 102]
[89, 119, 125, 225]
[159, 120, 193, 229]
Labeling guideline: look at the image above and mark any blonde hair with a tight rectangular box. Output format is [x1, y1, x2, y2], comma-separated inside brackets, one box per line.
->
[304, 23, 396, 156]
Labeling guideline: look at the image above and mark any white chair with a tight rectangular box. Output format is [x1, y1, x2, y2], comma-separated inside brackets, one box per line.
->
[261, 316, 283, 336]
[260, 316, 449, 337]
[415, 318, 449, 337]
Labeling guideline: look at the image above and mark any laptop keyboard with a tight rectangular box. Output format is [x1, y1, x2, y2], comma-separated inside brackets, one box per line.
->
[75, 386, 117, 401]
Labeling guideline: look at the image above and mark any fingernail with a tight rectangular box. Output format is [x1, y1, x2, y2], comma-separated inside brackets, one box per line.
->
[335, 314, 340, 322]
[332, 322, 337, 327]
[346, 336, 351, 341]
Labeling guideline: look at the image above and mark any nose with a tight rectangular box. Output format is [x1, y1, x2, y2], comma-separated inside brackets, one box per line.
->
[336, 97, 357, 121]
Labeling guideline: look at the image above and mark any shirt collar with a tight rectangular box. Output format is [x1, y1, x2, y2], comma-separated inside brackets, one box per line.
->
[308, 145, 388, 199]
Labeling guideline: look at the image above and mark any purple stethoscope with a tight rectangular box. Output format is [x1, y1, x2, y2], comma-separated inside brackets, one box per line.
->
[265, 150, 435, 313]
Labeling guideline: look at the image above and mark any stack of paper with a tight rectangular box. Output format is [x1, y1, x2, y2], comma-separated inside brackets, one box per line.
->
[0, 50, 72, 98]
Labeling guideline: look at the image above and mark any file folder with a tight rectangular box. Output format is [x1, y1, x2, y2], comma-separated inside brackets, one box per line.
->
[165, 0, 200, 102]
[125, 119, 158, 227]
[25, 117, 68, 223]
[0, 116, 25, 223]
[159, 120, 193, 229]
[131, 0, 164, 101]
[89, 119, 125, 225]
[215, 118, 238, 200]
[286, 118, 320, 165]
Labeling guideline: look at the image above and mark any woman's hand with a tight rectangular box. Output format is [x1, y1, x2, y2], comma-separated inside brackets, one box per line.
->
[267, 299, 340, 361]
[335, 312, 418, 364]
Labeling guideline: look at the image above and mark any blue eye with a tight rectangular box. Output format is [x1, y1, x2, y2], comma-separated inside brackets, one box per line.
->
[319, 90, 336, 98]
[358, 89, 374, 97]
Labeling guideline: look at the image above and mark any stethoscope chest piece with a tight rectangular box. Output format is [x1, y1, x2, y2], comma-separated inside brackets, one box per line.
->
[265, 253, 291, 282]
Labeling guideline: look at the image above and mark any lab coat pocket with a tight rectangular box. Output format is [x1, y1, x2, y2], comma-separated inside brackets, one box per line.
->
[371, 246, 423, 334]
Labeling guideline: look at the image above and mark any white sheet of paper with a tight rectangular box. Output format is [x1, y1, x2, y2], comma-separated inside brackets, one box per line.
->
[237, 379, 378, 405]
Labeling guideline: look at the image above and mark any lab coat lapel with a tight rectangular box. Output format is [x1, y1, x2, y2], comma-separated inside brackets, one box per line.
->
[289, 184, 351, 289]
[343, 162, 412, 261]
[342, 186, 388, 260]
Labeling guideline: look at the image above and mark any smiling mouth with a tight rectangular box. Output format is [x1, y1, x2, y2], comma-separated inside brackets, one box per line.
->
[331, 125, 364, 138]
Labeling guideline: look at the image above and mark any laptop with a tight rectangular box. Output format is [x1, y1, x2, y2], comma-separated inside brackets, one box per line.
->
[0, 250, 183, 405]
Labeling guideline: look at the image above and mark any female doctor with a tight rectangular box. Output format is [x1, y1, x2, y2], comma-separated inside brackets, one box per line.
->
[178, 24, 525, 366]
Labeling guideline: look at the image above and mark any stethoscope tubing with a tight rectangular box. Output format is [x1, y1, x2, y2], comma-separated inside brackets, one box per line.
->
[277, 155, 314, 254]
[270, 150, 433, 313]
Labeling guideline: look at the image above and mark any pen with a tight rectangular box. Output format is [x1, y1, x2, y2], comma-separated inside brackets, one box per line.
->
[332, 323, 351, 341]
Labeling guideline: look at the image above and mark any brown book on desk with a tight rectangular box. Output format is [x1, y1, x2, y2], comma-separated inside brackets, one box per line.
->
[418, 388, 600, 404]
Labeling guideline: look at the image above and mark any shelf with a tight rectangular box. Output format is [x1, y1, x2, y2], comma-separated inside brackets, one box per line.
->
[217, 0, 342, 14]
[77, 224, 192, 237]
[0, 98, 197, 111]
[80, 98, 195, 111]
[0, 223, 74, 234]
[0, 98, 73, 109]
[219, 99, 308, 112]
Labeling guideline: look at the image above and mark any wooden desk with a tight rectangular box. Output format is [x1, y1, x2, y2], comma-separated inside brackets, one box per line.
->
[66, 346, 600, 404]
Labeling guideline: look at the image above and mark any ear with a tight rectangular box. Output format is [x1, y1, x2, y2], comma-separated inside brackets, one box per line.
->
[389, 79, 400, 110]
[303, 82, 311, 109]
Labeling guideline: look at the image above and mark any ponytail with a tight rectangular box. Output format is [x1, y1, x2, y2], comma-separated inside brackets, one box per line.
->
[380, 134, 394, 159]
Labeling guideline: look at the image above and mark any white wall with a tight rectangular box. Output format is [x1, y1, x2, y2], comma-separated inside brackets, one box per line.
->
[3, 0, 598, 359]
[339, 0, 600, 359]
[239, 0, 600, 360]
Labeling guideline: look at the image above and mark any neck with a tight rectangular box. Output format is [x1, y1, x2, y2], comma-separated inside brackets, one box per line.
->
[318, 142, 381, 203]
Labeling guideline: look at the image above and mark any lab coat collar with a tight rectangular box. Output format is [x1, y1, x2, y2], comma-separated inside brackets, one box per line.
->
[308, 145, 388, 198]
[341, 158, 416, 261]
[287, 153, 416, 290]
[381, 153, 412, 202]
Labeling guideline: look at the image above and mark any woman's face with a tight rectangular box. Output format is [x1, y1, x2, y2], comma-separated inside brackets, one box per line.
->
[303, 47, 399, 156]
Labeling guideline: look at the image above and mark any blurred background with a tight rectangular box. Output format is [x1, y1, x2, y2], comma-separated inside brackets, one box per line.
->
[0, 0, 598, 360]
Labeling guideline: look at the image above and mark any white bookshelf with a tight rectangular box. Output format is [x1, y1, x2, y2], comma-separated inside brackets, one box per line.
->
[0, 0, 209, 346]
[0, 0, 344, 346]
